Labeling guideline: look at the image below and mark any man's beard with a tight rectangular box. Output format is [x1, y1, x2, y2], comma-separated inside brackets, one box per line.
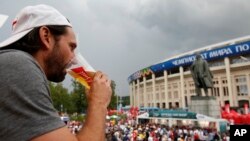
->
[45, 44, 67, 82]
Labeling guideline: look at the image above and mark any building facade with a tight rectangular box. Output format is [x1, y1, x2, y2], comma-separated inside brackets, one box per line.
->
[128, 36, 250, 109]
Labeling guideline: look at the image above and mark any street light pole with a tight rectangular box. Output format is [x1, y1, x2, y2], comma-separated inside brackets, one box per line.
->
[117, 89, 119, 115]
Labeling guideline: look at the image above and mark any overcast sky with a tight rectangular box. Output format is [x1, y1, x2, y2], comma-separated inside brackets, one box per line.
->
[1, 0, 250, 96]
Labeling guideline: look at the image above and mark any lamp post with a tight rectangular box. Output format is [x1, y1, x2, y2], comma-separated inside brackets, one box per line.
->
[116, 89, 123, 113]
[60, 104, 63, 115]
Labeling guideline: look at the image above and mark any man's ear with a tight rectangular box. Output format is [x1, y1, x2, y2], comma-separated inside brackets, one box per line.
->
[39, 26, 54, 50]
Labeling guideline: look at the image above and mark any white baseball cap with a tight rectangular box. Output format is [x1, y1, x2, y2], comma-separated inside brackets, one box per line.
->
[0, 4, 72, 48]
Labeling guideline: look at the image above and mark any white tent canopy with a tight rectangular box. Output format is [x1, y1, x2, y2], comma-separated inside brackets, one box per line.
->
[137, 112, 229, 132]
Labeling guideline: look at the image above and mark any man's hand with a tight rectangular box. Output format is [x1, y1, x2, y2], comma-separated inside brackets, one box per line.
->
[87, 71, 112, 108]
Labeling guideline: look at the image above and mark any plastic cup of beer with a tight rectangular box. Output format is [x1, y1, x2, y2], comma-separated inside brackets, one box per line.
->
[66, 53, 95, 89]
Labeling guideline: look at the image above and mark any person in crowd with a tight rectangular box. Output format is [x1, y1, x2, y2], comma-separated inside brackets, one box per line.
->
[0, 4, 112, 141]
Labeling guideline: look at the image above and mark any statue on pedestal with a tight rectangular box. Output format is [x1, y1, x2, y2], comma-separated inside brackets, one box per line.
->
[190, 53, 214, 96]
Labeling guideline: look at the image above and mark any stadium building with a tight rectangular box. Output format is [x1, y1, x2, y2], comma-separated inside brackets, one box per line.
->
[128, 36, 250, 109]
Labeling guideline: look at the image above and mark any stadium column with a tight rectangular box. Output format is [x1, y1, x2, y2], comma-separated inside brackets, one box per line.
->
[247, 74, 250, 104]
[224, 57, 234, 106]
[143, 76, 147, 107]
[164, 70, 169, 109]
[152, 73, 156, 107]
[132, 81, 136, 106]
[218, 76, 224, 106]
[179, 66, 185, 109]
[137, 79, 140, 107]
[129, 82, 133, 106]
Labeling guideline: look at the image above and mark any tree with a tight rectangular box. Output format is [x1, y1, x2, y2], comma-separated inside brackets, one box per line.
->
[49, 82, 73, 114]
[49, 79, 119, 114]
[70, 80, 88, 114]
[121, 96, 130, 106]
[108, 80, 118, 109]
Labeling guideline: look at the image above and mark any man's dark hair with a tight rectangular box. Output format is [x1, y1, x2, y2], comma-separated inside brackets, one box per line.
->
[2, 25, 69, 54]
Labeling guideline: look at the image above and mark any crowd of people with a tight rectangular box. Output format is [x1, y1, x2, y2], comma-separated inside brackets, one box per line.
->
[64, 118, 230, 141]
[104, 122, 230, 141]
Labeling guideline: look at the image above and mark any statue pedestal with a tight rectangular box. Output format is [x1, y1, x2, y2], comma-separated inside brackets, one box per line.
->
[189, 96, 221, 118]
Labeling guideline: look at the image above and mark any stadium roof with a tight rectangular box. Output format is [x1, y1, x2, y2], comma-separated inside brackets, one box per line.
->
[128, 35, 250, 83]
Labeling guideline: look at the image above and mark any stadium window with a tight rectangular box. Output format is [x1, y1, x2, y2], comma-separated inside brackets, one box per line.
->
[209, 60, 225, 67]
[169, 102, 172, 109]
[185, 96, 188, 107]
[223, 87, 229, 96]
[139, 77, 143, 82]
[168, 68, 179, 75]
[168, 92, 172, 99]
[174, 91, 178, 99]
[134, 80, 137, 84]
[231, 55, 250, 64]
[156, 93, 159, 100]
[213, 81, 216, 85]
[147, 87, 152, 92]
[162, 103, 166, 109]
[145, 74, 152, 80]
[211, 88, 215, 96]
[184, 83, 186, 87]
[211, 87, 219, 96]
[190, 89, 195, 95]
[183, 66, 190, 72]
[235, 76, 246, 83]
[175, 102, 179, 108]
[237, 85, 248, 96]
[157, 103, 160, 108]
[160, 85, 165, 91]
[155, 71, 164, 78]
[235, 75, 248, 96]
[156, 87, 159, 91]
[161, 92, 165, 99]
[173, 83, 178, 89]
[231, 58, 243, 64]
[216, 87, 220, 96]
[212, 79, 218, 85]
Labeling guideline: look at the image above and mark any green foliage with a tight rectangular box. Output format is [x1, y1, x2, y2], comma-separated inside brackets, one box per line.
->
[70, 80, 88, 114]
[49, 80, 87, 114]
[70, 113, 85, 122]
[49, 79, 119, 115]
[49, 82, 74, 113]
[121, 96, 130, 106]
[108, 80, 118, 109]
